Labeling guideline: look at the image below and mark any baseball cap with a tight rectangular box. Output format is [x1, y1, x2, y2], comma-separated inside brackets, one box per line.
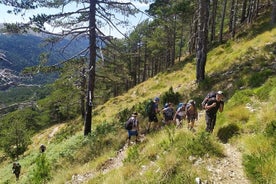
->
[132, 112, 138, 116]
[188, 99, 195, 104]
[217, 91, 224, 95]
[154, 97, 160, 102]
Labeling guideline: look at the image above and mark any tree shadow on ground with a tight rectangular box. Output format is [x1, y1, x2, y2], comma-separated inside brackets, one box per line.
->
[217, 123, 240, 143]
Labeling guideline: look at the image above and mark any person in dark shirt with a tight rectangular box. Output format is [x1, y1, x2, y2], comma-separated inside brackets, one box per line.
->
[147, 97, 160, 132]
[204, 91, 224, 133]
[12, 162, 21, 181]
[40, 144, 46, 153]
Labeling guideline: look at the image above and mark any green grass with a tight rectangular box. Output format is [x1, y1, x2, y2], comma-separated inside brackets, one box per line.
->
[0, 14, 276, 184]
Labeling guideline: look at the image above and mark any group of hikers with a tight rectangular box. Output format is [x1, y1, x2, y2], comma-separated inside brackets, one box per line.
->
[125, 90, 225, 143]
[11, 91, 225, 181]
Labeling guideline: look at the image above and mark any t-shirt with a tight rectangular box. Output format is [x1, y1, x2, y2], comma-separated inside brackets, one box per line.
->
[163, 107, 174, 118]
[206, 99, 224, 115]
[176, 107, 185, 117]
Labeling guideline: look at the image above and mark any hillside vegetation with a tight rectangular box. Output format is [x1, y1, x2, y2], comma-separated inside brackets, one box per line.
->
[0, 18, 276, 183]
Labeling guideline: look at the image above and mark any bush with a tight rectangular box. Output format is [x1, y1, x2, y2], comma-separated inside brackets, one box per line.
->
[264, 120, 276, 138]
[186, 132, 223, 157]
[249, 69, 272, 88]
[160, 87, 181, 106]
[29, 154, 51, 184]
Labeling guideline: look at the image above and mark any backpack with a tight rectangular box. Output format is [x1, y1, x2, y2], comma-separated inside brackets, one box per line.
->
[201, 91, 216, 109]
[146, 100, 155, 115]
[176, 103, 186, 111]
[125, 118, 134, 130]
[163, 107, 174, 118]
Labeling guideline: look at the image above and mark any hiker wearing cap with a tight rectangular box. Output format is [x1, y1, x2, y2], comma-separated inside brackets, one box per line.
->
[204, 91, 224, 133]
[185, 100, 198, 131]
[126, 112, 139, 143]
[146, 97, 160, 132]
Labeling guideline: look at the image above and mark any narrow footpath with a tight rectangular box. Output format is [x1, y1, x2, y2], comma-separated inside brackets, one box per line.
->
[204, 143, 251, 184]
[66, 138, 250, 184]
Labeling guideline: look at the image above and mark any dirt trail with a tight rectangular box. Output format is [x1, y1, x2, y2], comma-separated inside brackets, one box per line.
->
[66, 132, 250, 184]
[66, 143, 129, 184]
[204, 143, 251, 184]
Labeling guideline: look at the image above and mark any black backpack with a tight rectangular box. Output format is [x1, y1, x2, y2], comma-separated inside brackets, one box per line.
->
[125, 118, 134, 130]
[201, 91, 216, 109]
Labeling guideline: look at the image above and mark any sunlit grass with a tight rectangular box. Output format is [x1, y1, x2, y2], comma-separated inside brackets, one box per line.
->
[1, 17, 276, 184]
[225, 105, 251, 123]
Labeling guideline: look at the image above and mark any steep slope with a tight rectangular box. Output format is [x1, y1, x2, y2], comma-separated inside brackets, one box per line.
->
[0, 19, 275, 184]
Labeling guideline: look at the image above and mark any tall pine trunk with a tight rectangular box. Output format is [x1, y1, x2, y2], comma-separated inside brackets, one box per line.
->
[84, 0, 96, 136]
[210, 0, 218, 42]
[272, 0, 276, 23]
[220, 0, 227, 43]
[196, 0, 209, 82]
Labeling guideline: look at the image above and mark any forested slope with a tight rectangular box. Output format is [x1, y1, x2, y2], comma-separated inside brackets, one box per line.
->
[0, 13, 275, 183]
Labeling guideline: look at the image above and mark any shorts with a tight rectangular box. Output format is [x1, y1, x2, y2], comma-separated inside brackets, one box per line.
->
[187, 115, 196, 122]
[164, 115, 173, 121]
[128, 130, 138, 137]
[149, 114, 158, 122]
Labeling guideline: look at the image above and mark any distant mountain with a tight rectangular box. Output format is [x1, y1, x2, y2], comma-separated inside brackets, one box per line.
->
[0, 33, 88, 72]
[0, 32, 89, 88]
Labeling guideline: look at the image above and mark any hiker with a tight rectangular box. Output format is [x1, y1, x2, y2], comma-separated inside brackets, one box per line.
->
[185, 100, 198, 131]
[203, 90, 224, 133]
[126, 112, 139, 144]
[12, 162, 21, 181]
[40, 144, 46, 153]
[146, 97, 160, 132]
[162, 102, 175, 126]
[173, 103, 186, 128]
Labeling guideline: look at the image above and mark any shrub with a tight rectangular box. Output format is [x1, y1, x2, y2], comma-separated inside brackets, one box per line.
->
[255, 77, 276, 101]
[160, 87, 181, 106]
[186, 132, 223, 157]
[29, 154, 51, 184]
[264, 120, 276, 138]
[248, 69, 272, 88]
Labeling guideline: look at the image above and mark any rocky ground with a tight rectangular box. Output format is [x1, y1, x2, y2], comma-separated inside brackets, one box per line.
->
[194, 143, 251, 184]
[66, 132, 251, 184]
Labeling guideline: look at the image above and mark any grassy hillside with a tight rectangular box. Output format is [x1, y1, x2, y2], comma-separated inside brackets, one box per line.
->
[0, 18, 275, 183]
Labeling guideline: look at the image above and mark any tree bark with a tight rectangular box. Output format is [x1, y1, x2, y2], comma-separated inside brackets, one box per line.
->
[272, 0, 276, 23]
[229, 0, 235, 33]
[196, 0, 209, 82]
[210, 0, 218, 42]
[219, 0, 227, 43]
[241, 0, 248, 23]
[84, 0, 96, 136]
[231, 0, 238, 38]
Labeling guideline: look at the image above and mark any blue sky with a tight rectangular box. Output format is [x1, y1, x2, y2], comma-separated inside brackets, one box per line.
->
[0, 1, 150, 38]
